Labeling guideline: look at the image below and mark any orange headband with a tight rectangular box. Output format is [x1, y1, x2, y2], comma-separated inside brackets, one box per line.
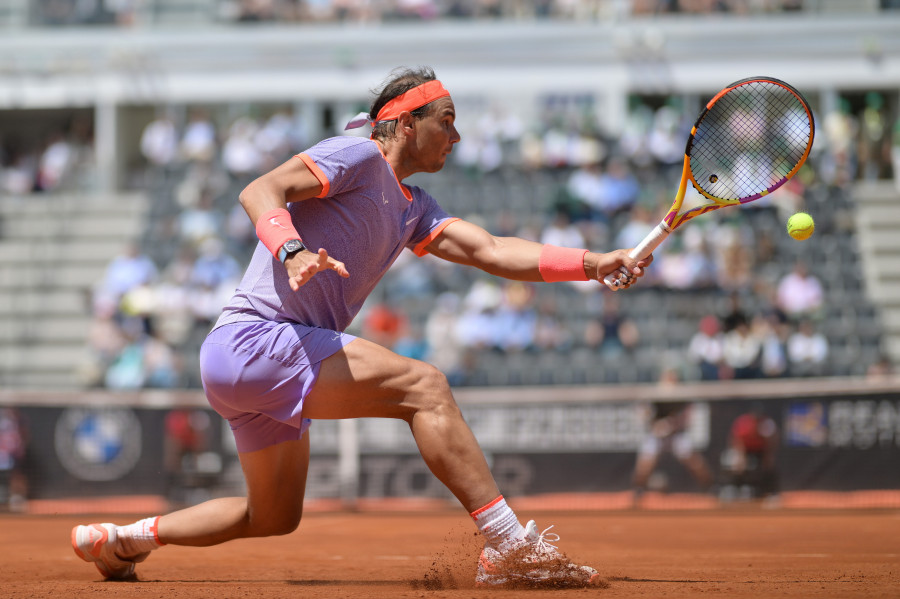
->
[344, 80, 450, 131]
[376, 80, 450, 123]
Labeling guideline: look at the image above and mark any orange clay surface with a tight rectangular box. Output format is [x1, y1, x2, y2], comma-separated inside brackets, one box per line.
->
[2, 509, 898, 599]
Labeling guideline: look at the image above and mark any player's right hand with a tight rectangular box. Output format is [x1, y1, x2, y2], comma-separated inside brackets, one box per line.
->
[285, 247, 350, 291]
[591, 249, 653, 290]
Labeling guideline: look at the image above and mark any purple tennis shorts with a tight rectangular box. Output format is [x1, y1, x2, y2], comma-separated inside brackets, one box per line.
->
[199, 320, 355, 453]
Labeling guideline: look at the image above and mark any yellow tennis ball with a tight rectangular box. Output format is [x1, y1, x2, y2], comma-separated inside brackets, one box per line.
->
[787, 212, 815, 241]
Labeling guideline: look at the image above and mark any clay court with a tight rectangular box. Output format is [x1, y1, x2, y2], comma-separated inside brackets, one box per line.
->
[3, 506, 898, 599]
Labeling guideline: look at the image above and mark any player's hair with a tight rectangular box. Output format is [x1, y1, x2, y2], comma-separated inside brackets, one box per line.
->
[370, 66, 438, 142]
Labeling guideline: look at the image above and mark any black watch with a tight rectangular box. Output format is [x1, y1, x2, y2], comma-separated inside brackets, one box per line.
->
[278, 239, 306, 263]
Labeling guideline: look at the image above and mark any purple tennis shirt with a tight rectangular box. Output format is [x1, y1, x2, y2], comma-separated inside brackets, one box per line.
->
[214, 136, 458, 332]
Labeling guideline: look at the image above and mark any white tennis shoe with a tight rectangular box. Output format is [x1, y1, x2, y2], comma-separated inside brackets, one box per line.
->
[475, 519, 602, 588]
[71, 523, 148, 579]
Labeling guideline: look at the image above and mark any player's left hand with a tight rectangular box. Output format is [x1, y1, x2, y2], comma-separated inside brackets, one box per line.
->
[285, 247, 350, 291]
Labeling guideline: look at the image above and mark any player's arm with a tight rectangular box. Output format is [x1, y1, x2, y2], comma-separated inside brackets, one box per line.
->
[423, 219, 652, 288]
[239, 156, 324, 223]
[240, 156, 349, 290]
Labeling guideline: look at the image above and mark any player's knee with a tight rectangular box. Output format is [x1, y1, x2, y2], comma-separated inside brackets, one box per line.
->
[248, 508, 302, 537]
[404, 360, 448, 396]
[407, 363, 456, 414]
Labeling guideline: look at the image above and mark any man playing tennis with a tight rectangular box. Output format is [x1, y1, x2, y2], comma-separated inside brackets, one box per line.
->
[72, 66, 651, 587]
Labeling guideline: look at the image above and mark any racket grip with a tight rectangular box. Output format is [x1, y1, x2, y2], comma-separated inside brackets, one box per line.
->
[603, 221, 672, 290]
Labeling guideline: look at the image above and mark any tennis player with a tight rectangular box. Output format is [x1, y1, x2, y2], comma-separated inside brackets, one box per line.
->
[72, 66, 651, 587]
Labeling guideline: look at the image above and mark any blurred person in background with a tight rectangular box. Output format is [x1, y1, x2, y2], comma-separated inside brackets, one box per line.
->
[632, 367, 713, 506]
[687, 314, 725, 381]
[72, 66, 652, 588]
[92, 242, 159, 317]
[140, 112, 179, 172]
[720, 404, 780, 504]
[0, 407, 29, 512]
[786, 318, 829, 377]
[721, 311, 763, 380]
[776, 260, 824, 321]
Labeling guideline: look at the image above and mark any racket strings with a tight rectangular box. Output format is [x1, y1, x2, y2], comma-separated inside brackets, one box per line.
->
[691, 81, 812, 202]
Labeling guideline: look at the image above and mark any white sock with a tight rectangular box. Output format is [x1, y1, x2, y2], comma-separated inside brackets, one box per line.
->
[116, 516, 165, 558]
[470, 496, 526, 551]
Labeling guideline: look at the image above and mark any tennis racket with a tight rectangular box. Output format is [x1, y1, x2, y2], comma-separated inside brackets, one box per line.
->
[606, 76, 815, 289]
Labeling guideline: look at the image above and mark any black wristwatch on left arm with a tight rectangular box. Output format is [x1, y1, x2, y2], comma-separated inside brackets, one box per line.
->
[278, 239, 307, 263]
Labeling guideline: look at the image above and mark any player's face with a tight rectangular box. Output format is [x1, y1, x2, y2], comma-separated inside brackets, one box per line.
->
[412, 97, 460, 173]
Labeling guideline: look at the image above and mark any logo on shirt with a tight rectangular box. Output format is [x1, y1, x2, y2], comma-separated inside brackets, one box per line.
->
[382, 192, 389, 205]
[406, 217, 418, 226]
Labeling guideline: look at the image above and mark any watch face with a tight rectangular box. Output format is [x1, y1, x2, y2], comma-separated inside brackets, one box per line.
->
[283, 239, 304, 253]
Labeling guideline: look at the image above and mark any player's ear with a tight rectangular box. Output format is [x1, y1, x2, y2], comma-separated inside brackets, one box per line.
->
[397, 111, 415, 135]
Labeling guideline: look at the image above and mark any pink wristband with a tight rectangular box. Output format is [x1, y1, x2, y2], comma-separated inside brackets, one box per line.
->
[539, 245, 589, 282]
[256, 207, 301, 259]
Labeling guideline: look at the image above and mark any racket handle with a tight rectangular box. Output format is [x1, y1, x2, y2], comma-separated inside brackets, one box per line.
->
[603, 221, 672, 290]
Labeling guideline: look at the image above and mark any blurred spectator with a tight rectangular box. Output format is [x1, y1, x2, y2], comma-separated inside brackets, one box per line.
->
[93, 243, 159, 315]
[820, 98, 857, 186]
[786, 319, 829, 377]
[712, 223, 754, 292]
[867, 353, 895, 378]
[142, 325, 182, 388]
[255, 109, 304, 171]
[648, 102, 687, 174]
[619, 100, 655, 169]
[222, 116, 263, 180]
[539, 206, 587, 248]
[103, 319, 181, 390]
[657, 228, 718, 290]
[0, 407, 29, 512]
[687, 314, 725, 381]
[593, 157, 641, 224]
[178, 191, 225, 248]
[456, 280, 505, 350]
[36, 132, 74, 191]
[382, 250, 436, 303]
[104, 330, 147, 390]
[614, 204, 656, 251]
[857, 92, 890, 181]
[566, 162, 605, 219]
[1, 151, 38, 194]
[720, 405, 780, 503]
[533, 295, 574, 353]
[632, 368, 713, 505]
[756, 311, 789, 379]
[140, 113, 179, 168]
[492, 281, 538, 352]
[180, 109, 218, 164]
[721, 312, 763, 379]
[361, 302, 408, 349]
[190, 238, 242, 292]
[393, 323, 429, 361]
[79, 306, 129, 387]
[164, 408, 221, 506]
[776, 261, 824, 320]
[583, 293, 639, 356]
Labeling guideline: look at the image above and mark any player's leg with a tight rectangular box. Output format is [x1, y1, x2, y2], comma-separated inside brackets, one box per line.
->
[302, 336, 498, 513]
[72, 435, 311, 579]
[156, 434, 311, 545]
[303, 338, 601, 587]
